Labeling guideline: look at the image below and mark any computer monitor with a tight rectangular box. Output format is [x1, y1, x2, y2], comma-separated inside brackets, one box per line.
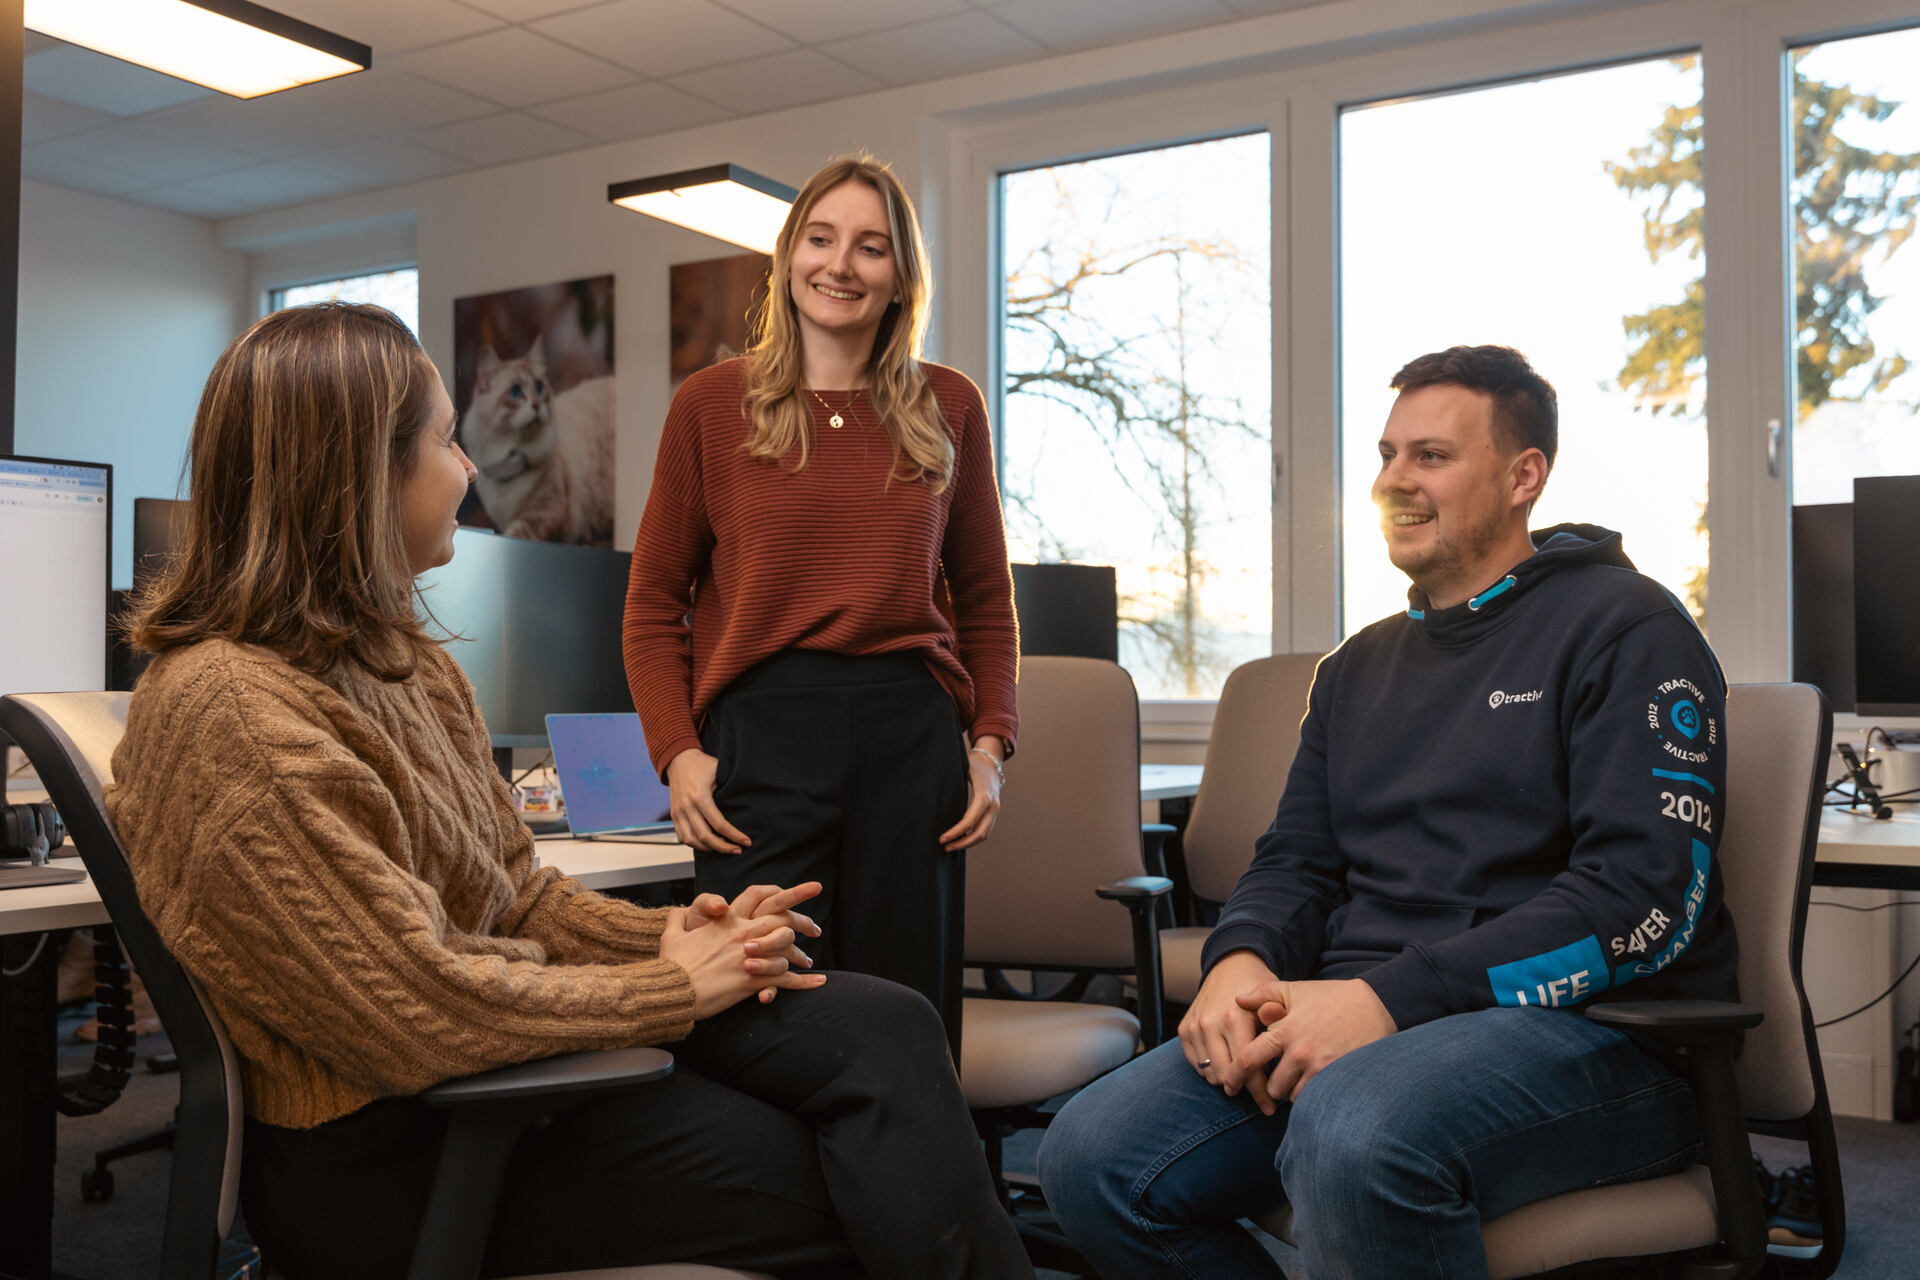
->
[1010, 562, 1119, 662]
[0, 455, 112, 746]
[1854, 474, 1920, 717]
[416, 528, 635, 747]
[1791, 502, 1855, 713]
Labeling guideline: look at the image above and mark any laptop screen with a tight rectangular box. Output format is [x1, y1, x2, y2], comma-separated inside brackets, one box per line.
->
[544, 713, 674, 836]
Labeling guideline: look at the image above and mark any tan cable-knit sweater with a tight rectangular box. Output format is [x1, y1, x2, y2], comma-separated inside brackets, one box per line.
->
[105, 638, 697, 1129]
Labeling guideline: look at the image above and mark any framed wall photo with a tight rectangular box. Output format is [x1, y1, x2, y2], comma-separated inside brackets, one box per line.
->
[671, 253, 768, 388]
[453, 274, 615, 547]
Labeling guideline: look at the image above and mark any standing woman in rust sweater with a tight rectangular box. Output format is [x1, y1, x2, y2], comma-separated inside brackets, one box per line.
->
[109, 303, 1031, 1279]
[625, 153, 1018, 1059]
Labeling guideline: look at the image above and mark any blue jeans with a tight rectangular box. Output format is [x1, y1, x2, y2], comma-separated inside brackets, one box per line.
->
[1037, 1007, 1702, 1279]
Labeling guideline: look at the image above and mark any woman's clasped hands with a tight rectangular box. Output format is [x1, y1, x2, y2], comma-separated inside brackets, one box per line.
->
[660, 881, 828, 1017]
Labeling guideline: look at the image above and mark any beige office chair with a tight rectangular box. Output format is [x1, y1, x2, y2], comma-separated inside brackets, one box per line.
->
[1159, 652, 1321, 1004]
[0, 691, 771, 1280]
[956, 657, 1171, 1267]
[1252, 682, 1844, 1279]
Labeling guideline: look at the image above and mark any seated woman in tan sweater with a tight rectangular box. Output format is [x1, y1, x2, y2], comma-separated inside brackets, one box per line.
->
[106, 301, 1032, 1280]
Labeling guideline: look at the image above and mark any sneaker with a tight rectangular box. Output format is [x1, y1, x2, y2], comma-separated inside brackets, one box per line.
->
[1767, 1164, 1822, 1259]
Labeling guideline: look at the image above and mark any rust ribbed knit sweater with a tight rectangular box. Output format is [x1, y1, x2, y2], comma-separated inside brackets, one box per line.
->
[624, 357, 1019, 778]
[105, 639, 696, 1129]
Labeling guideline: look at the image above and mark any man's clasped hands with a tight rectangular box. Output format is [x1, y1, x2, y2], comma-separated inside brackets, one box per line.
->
[1178, 950, 1401, 1114]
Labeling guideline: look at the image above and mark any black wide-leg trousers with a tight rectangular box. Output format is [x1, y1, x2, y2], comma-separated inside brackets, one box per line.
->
[694, 650, 971, 1063]
[240, 975, 1032, 1279]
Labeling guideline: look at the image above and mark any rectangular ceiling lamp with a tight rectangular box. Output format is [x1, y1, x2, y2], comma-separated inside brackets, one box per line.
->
[25, 0, 371, 99]
[608, 164, 798, 256]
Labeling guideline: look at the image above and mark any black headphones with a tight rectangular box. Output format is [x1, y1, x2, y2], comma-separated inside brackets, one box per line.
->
[2, 801, 67, 861]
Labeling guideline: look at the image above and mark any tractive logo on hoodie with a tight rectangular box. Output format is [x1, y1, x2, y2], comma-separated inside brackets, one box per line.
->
[1487, 689, 1544, 709]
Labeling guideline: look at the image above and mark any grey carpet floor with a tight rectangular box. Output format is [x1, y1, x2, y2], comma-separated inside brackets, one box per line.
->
[45, 1017, 1920, 1279]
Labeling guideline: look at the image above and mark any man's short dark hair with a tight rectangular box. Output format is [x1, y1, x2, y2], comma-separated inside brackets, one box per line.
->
[1390, 345, 1558, 468]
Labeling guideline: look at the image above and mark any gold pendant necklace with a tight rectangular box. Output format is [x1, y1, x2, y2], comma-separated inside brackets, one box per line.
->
[808, 387, 849, 429]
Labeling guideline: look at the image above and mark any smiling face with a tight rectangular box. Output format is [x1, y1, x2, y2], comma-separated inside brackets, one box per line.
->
[397, 370, 477, 576]
[1371, 383, 1546, 609]
[786, 178, 899, 360]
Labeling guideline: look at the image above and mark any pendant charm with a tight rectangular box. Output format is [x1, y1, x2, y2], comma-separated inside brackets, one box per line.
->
[829, 412, 844, 429]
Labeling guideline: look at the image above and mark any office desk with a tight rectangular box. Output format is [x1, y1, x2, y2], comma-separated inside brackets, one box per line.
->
[1141, 763, 1204, 803]
[1812, 806, 1920, 890]
[0, 839, 694, 1280]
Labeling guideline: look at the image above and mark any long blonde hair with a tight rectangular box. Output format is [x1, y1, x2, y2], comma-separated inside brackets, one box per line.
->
[743, 153, 954, 491]
[127, 302, 441, 680]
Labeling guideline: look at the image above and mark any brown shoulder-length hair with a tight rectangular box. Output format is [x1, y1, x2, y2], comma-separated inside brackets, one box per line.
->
[742, 152, 954, 491]
[127, 302, 442, 681]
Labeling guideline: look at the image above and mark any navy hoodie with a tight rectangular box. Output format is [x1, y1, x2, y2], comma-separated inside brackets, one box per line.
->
[1201, 524, 1738, 1029]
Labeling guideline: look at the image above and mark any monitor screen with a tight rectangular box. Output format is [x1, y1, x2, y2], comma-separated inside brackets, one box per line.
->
[0, 455, 112, 704]
[1791, 502, 1854, 713]
[1854, 475, 1920, 716]
[416, 529, 635, 745]
[1010, 562, 1119, 662]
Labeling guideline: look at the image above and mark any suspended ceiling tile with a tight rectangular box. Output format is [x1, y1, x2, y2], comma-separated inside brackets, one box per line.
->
[390, 27, 636, 109]
[294, 136, 473, 186]
[151, 96, 371, 161]
[987, 0, 1238, 54]
[264, 0, 506, 54]
[131, 184, 262, 219]
[414, 111, 598, 164]
[47, 118, 259, 184]
[276, 69, 499, 134]
[821, 11, 1048, 84]
[22, 91, 117, 145]
[20, 149, 150, 198]
[178, 162, 374, 210]
[717, 0, 971, 45]
[529, 81, 731, 142]
[458, 0, 606, 19]
[23, 46, 215, 116]
[667, 48, 884, 115]
[532, 0, 792, 77]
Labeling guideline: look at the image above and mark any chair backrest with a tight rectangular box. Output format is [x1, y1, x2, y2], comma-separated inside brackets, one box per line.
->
[1182, 653, 1322, 904]
[0, 692, 246, 1280]
[964, 657, 1145, 969]
[1718, 683, 1832, 1123]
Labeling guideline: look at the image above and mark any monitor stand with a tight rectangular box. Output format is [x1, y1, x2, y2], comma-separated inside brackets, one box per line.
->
[0, 861, 87, 890]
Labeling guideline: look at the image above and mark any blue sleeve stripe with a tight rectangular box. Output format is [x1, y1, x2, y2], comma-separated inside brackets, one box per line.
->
[1487, 935, 1611, 1008]
[1651, 768, 1715, 795]
[1612, 838, 1713, 986]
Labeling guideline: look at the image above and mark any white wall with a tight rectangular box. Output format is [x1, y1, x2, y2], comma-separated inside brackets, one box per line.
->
[16, 179, 249, 587]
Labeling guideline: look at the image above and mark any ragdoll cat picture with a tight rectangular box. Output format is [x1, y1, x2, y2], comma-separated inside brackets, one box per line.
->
[464, 335, 614, 546]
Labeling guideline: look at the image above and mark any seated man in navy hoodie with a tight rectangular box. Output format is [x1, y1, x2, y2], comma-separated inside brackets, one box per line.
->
[1038, 344, 1734, 1278]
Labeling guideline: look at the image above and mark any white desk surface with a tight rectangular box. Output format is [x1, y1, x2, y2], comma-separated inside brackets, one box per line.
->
[1141, 763, 1204, 802]
[1815, 806, 1920, 870]
[0, 838, 697, 938]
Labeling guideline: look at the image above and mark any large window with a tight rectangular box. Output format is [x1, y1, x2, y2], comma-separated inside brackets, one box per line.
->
[1338, 58, 1708, 635]
[270, 267, 420, 335]
[998, 134, 1271, 699]
[1787, 28, 1920, 506]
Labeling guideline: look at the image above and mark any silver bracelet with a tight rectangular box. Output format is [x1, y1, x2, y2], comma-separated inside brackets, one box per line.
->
[968, 745, 1005, 785]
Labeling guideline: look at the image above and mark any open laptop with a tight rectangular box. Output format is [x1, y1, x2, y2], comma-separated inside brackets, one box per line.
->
[543, 713, 678, 841]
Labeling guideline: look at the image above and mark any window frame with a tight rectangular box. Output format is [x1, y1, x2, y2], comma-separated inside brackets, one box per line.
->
[937, 0, 1920, 739]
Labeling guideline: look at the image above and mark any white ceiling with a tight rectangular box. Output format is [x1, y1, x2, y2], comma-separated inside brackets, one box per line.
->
[22, 0, 1319, 221]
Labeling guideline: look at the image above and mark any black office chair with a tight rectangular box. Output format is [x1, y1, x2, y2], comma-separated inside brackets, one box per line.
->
[1250, 682, 1844, 1278]
[0, 690, 769, 1280]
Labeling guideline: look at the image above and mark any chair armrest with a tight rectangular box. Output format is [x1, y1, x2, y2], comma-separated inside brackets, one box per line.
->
[1095, 877, 1174, 1048]
[420, 1046, 673, 1108]
[1139, 824, 1177, 878]
[408, 1048, 675, 1280]
[1587, 1000, 1768, 1267]
[1096, 875, 1174, 903]
[1584, 999, 1763, 1043]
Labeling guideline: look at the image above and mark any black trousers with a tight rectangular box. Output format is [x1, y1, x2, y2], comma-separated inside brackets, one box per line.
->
[695, 651, 970, 1063]
[240, 974, 1032, 1279]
